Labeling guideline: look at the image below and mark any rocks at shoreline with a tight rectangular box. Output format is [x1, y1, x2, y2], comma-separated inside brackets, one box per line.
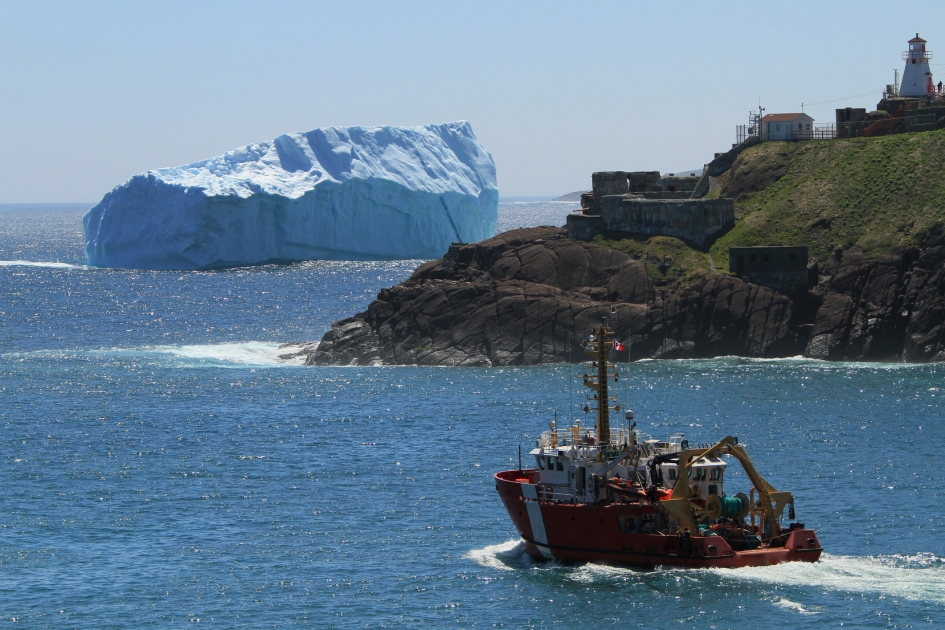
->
[296, 227, 945, 366]
[806, 236, 945, 362]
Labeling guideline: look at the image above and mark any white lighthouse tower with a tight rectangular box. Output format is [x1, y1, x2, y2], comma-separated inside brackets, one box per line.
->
[900, 33, 934, 97]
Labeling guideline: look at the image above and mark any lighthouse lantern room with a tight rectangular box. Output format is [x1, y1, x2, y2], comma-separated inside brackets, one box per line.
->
[900, 33, 934, 97]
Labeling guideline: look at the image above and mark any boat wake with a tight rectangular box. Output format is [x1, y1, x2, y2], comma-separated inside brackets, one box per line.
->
[3, 342, 312, 369]
[466, 541, 650, 576]
[714, 552, 945, 604]
[469, 545, 945, 604]
[465, 541, 543, 571]
[0, 259, 84, 269]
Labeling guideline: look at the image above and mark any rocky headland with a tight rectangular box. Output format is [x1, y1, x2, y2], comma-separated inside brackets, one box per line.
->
[289, 129, 945, 366]
[289, 224, 945, 366]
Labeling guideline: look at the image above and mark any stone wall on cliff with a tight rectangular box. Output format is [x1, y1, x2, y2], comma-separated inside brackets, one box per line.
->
[566, 197, 734, 247]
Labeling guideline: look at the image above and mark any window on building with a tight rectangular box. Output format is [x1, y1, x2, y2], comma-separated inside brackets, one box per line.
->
[749, 254, 757, 263]
[776, 124, 781, 130]
[762, 254, 770, 263]
[807, 124, 811, 130]
[790, 253, 797, 262]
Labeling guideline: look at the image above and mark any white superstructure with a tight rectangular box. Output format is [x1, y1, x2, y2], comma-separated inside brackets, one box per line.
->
[531, 426, 729, 504]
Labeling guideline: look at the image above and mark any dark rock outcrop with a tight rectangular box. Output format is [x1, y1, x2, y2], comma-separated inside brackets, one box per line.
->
[806, 235, 945, 362]
[301, 227, 805, 366]
[299, 228, 945, 366]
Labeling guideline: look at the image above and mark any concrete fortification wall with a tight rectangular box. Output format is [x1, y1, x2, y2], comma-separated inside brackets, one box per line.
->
[567, 196, 734, 247]
[568, 170, 734, 247]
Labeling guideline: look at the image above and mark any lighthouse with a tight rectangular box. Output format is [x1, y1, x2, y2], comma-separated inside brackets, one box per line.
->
[900, 33, 934, 97]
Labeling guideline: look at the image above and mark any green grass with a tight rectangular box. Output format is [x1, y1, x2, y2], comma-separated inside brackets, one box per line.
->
[709, 130, 945, 267]
[592, 129, 945, 283]
[593, 232, 712, 286]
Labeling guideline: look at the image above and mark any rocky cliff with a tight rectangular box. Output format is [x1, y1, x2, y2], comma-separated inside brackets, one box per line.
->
[294, 226, 945, 366]
[805, 235, 945, 361]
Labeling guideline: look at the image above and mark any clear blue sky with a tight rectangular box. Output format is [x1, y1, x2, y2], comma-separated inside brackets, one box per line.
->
[1, 0, 943, 201]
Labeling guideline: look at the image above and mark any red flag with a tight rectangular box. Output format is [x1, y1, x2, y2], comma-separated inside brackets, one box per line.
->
[613, 340, 624, 351]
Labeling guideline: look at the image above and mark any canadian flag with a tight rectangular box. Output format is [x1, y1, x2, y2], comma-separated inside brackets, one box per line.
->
[613, 341, 624, 352]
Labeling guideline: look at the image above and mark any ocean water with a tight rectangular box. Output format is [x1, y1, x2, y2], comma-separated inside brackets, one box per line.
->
[1, 202, 944, 628]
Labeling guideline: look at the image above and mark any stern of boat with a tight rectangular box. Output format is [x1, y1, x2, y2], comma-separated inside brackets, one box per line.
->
[784, 527, 823, 562]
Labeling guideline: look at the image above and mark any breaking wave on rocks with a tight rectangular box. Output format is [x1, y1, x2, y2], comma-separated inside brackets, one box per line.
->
[2, 342, 309, 369]
[0, 259, 84, 269]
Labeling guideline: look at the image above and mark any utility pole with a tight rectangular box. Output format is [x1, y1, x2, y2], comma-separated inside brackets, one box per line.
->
[757, 100, 766, 142]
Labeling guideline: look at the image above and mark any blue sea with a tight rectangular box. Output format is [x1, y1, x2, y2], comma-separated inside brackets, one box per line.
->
[1, 202, 944, 628]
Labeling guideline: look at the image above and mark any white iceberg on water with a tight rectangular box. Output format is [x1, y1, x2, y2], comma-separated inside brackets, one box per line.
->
[83, 121, 497, 269]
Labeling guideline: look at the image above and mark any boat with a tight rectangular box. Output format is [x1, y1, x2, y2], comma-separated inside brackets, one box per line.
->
[495, 322, 822, 568]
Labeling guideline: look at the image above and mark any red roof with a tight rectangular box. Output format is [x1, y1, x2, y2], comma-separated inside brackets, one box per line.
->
[761, 113, 810, 122]
[909, 34, 926, 43]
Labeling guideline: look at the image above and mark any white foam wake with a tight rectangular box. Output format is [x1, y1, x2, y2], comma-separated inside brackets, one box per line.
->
[0, 259, 84, 269]
[465, 540, 542, 571]
[715, 552, 945, 604]
[468, 544, 945, 605]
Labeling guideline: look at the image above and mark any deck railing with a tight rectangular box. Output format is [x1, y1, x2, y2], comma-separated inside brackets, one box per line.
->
[737, 106, 944, 144]
[536, 427, 633, 450]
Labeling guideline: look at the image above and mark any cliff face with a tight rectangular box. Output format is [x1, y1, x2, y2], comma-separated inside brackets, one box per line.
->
[806, 235, 945, 362]
[296, 228, 761, 365]
[298, 227, 945, 366]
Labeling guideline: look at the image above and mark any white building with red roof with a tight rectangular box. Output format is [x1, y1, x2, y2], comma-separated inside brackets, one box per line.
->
[760, 113, 815, 141]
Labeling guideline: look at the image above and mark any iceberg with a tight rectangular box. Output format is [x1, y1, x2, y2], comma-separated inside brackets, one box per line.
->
[83, 121, 497, 269]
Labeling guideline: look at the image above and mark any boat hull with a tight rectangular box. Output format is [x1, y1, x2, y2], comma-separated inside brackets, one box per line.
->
[496, 470, 822, 569]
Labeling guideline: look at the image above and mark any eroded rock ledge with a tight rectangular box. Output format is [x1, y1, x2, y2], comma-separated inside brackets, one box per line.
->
[291, 227, 945, 366]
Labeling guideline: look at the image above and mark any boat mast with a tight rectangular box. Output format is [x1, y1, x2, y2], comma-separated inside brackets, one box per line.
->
[582, 323, 619, 446]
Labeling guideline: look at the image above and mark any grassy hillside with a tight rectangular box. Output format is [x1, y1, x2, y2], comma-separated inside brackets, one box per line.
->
[592, 232, 712, 286]
[709, 129, 945, 268]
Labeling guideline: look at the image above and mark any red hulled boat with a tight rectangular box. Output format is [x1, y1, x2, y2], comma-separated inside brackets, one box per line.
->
[495, 323, 822, 569]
